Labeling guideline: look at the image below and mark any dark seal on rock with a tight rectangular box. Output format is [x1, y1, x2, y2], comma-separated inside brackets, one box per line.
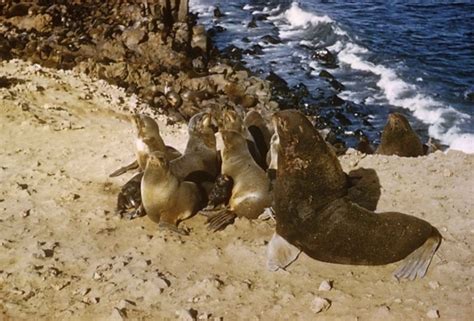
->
[267, 110, 441, 280]
[376, 112, 424, 157]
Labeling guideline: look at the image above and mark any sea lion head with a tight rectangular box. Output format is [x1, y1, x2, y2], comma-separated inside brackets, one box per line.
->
[188, 111, 216, 148]
[271, 110, 348, 226]
[385, 113, 413, 133]
[131, 114, 160, 138]
[377, 112, 424, 157]
[219, 108, 244, 132]
[220, 130, 248, 156]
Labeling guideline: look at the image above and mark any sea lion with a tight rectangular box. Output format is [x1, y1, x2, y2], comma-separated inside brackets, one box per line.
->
[268, 110, 441, 280]
[219, 108, 267, 170]
[141, 151, 202, 234]
[206, 130, 272, 231]
[376, 112, 424, 157]
[170, 111, 219, 184]
[109, 114, 181, 177]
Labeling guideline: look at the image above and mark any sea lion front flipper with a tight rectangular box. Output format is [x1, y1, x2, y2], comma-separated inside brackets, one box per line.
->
[158, 221, 189, 236]
[266, 233, 301, 272]
[393, 229, 442, 281]
[206, 209, 237, 232]
[109, 160, 139, 177]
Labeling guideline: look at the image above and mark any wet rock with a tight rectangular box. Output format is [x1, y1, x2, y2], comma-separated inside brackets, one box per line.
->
[312, 48, 337, 67]
[260, 35, 281, 45]
[222, 45, 243, 60]
[326, 94, 345, 106]
[247, 17, 257, 28]
[213, 7, 225, 18]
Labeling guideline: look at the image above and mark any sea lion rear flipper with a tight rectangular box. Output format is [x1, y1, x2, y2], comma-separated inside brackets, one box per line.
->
[109, 160, 139, 177]
[158, 221, 189, 235]
[206, 209, 237, 232]
[393, 229, 442, 281]
[266, 233, 301, 272]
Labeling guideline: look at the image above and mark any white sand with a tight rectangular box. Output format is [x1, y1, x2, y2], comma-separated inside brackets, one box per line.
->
[0, 59, 472, 321]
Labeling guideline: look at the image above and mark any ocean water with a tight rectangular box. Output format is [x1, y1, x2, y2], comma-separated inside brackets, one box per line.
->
[191, 0, 474, 153]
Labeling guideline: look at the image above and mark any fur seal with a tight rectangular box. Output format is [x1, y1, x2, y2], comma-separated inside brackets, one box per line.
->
[142, 151, 202, 234]
[170, 111, 219, 184]
[268, 110, 441, 280]
[109, 114, 181, 177]
[219, 108, 267, 170]
[376, 112, 424, 157]
[206, 130, 272, 231]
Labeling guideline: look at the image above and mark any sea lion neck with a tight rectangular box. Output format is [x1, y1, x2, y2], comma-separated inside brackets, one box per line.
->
[273, 110, 348, 222]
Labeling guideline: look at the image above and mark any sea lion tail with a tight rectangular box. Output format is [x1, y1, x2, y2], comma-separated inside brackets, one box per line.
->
[393, 228, 442, 281]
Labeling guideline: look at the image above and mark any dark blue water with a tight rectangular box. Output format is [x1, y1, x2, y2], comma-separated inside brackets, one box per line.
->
[191, 0, 474, 152]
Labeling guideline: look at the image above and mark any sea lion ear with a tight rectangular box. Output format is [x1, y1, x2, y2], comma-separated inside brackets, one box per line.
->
[266, 233, 301, 271]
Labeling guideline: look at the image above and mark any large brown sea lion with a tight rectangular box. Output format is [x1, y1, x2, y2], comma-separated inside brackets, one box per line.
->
[268, 110, 441, 280]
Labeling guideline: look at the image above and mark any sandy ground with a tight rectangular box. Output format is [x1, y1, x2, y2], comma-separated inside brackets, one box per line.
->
[0, 59, 473, 321]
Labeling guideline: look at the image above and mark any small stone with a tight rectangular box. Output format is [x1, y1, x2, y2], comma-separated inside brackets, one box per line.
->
[429, 281, 440, 289]
[110, 307, 127, 321]
[21, 209, 31, 217]
[310, 296, 331, 313]
[427, 309, 439, 319]
[176, 308, 198, 321]
[318, 280, 332, 291]
[442, 169, 452, 177]
[92, 272, 102, 280]
[117, 299, 136, 310]
[83, 296, 100, 304]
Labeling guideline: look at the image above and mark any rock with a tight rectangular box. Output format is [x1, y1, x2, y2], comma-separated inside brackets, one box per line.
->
[312, 48, 337, 67]
[191, 25, 208, 55]
[442, 168, 453, 177]
[122, 28, 146, 50]
[429, 281, 440, 290]
[176, 308, 198, 321]
[310, 296, 331, 313]
[213, 7, 225, 18]
[260, 35, 281, 45]
[427, 309, 439, 319]
[247, 17, 257, 28]
[110, 307, 127, 321]
[318, 280, 332, 291]
[117, 299, 136, 310]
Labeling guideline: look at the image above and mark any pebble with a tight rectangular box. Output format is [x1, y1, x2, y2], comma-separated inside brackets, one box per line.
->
[442, 169, 453, 177]
[427, 309, 440, 319]
[176, 308, 197, 321]
[318, 280, 332, 291]
[429, 281, 440, 290]
[110, 307, 127, 321]
[310, 296, 331, 313]
[117, 299, 136, 310]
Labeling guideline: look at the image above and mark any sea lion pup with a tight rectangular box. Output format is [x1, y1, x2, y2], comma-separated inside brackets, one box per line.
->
[116, 172, 144, 219]
[199, 174, 234, 215]
[109, 114, 181, 177]
[268, 110, 442, 280]
[206, 130, 272, 231]
[142, 151, 202, 235]
[376, 112, 424, 157]
[219, 108, 267, 170]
